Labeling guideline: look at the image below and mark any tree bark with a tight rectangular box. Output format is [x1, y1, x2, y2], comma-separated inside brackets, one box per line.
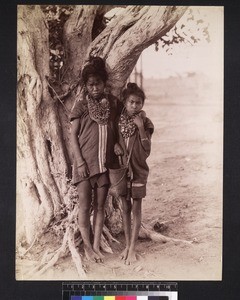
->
[63, 5, 121, 82]
[17, 5, 69, 243]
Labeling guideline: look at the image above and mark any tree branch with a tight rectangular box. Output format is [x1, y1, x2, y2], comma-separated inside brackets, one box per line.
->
[88, 6, 147, 59]
[84, 5, 188, 95]
[107, 6, 189, 94]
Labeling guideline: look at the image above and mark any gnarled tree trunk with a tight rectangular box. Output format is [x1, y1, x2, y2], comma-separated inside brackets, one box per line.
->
[17, 5, 69, 243]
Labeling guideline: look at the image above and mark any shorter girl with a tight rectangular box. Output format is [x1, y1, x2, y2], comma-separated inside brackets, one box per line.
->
[114, 82, 154, 265]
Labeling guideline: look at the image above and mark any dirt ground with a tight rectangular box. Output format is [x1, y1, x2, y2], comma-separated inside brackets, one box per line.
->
[16, 73, 223, 281]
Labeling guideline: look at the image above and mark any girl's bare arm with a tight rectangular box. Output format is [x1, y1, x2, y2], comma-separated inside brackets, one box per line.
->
[70, 119, 89, 177]
[133, 115, 151, 154]
[70, 118, 85, 165]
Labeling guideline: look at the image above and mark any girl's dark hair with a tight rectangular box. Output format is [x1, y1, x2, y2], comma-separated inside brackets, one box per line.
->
[122, 82, 145, 103]
[82, 56, 108, 84]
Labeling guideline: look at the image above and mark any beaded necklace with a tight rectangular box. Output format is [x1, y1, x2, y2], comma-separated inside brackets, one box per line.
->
[119, 108, 137, 138]
[87, 94, 110, 125]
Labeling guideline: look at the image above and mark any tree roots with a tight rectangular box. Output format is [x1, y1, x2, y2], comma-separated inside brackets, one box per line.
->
[139, 223, 193, 245]
[19, 197, 193, 279]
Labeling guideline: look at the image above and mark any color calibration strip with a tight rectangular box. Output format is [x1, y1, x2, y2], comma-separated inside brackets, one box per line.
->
[62, 282, 177, 300]
[70, 296, 170, 300]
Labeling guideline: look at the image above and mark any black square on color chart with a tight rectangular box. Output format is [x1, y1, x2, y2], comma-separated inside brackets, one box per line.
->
[1, 1, 240, 300]
[149, 297, 168, 300]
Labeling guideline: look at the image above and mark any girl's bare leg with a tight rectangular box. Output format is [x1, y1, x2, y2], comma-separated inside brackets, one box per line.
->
[125, 198, 142, 265]
[120, 196, 132, 260]
[77, 181, 100, 262]
[93, 185, 108, 260]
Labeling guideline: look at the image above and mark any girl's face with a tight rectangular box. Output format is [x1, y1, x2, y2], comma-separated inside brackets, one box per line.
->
[86, 75, 105, 100]
[125, 94, 143, 116]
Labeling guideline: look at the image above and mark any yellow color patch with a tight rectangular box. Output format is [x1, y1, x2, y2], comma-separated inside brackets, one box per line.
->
[104, 296, 115, 300]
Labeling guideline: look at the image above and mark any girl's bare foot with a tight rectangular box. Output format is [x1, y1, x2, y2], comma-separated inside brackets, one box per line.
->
[125, 249, 137, 265]
[120, 248, 129, 260]
[84, 246, 101, 262]
[93, 247, 105, 261]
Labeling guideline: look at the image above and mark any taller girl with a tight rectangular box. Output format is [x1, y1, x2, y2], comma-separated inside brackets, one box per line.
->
[70, 57, 122, 262]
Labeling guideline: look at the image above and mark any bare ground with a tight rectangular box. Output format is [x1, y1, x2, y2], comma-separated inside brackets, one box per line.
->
[16, 73, 223, 281]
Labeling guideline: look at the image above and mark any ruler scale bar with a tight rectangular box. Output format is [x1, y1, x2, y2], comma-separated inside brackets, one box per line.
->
[62, 282, 177, 300]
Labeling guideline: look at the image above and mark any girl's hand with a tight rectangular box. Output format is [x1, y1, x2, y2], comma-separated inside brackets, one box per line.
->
[114, 143, 124, 156]
[77, 162, 89, 178]
[133, 114, 144, 128]
[138, 110, 146, 119]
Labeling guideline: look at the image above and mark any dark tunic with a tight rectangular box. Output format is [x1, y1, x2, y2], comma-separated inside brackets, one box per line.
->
[70, 93, 123, 185]
[118, 116, 154, 185]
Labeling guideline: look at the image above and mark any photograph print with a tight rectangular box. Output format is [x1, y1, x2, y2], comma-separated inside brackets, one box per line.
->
[16, 5, 223, 281]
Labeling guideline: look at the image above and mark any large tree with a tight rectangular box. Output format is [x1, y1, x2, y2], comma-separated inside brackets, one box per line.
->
[17, 5, 200, 277]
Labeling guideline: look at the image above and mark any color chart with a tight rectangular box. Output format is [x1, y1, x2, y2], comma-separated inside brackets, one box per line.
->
[62, 282, 178, 300]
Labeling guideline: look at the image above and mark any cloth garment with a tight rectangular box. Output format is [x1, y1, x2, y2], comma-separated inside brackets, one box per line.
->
[70, 93, 123, 185]
[126, 181, 146, 200]
[118, 114, 154, 188]
[78, 172, 109, 189]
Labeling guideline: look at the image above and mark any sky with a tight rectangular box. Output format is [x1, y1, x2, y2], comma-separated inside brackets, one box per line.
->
[138, 6, 223, 79]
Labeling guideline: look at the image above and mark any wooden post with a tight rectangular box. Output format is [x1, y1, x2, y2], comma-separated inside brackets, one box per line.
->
[140, 53, 143, 89]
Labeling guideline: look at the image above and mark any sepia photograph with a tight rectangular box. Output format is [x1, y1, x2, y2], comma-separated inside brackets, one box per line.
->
[16, 5, 223, 281]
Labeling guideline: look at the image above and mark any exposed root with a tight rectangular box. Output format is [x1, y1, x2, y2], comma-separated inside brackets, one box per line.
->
[103, 225, 120, 244]
[20, 194, 192, 279]
[100, 234, 114, 254]
[40, 249, 56, 265]
[67, 228, 86, 278]
[31, 229, 69, 276]
[25, 230, 69, 277]
[74, 235, 82, 247]
[139, 224, 193, 245]
[17, 234, 38, 258]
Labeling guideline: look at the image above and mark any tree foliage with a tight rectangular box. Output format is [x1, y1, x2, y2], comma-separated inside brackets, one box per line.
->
[156, 7, 210, 53]
[41, 5, 74, 83]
